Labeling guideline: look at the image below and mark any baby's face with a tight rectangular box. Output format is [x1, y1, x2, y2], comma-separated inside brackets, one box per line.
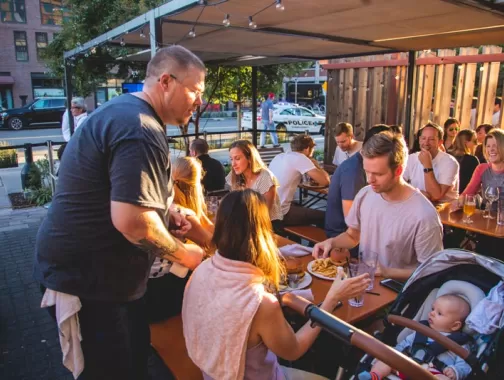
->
[428, 298, 465, 333]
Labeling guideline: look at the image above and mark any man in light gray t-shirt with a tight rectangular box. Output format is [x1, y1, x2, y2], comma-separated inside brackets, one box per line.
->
[345, 186, 443, 271]
[313, 132, 443, 281]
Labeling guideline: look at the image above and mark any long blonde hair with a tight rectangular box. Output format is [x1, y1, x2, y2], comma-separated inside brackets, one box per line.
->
[172, 157, 207, 218]
[450, 129, 476, 156]
[228, 140, 268, 189]
[212, 189, 284, 290]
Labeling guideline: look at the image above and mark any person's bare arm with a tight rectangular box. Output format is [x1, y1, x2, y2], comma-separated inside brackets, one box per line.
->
[312, 227, 360, 258]
[342, 200, 353, 217]
[380, 266, 416, 282]
[111, 201, 202, 269]
[256, 274, 369, 361]
[184, 215, 213, 250]
[263, 185, 276, 212]
[423, 172, 451, 201]
[306, 167, 330, 186]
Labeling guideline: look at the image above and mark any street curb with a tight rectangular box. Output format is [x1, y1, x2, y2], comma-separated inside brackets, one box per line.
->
[0, 180, 12, 209]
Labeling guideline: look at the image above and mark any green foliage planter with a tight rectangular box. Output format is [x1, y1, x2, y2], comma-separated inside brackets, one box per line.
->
[0, 142, 18, 168]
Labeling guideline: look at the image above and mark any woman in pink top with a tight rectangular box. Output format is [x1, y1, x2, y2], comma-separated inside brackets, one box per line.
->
[182, 190, 370, 380]
[462, 129, 504, 200]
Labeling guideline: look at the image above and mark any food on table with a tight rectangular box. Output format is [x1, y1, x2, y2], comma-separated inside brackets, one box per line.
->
[310, 258, 346, 278]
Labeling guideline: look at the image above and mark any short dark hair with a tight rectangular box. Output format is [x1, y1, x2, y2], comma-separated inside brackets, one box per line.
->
[495, 97, 502, 107]
[146, 45, 205, 80]
[363, 124, 391, 145]
[334, 122, 353, 136]
[362, 132, 408, 170]
[443, 117, 459, 129]
[190, 138, 209, 155]
[418, 122, 444, 140]
[476, 123, 493, 134]
[290, 135, 315, 152]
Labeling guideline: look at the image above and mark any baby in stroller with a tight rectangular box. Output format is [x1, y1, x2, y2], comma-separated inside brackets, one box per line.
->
[358, 294, 472, 380]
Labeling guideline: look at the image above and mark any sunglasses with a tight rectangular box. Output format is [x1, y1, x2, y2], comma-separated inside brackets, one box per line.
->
[448, 127, 459, 132]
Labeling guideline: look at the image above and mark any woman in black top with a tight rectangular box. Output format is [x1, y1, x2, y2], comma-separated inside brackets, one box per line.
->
[449, 129, 479, 193]
[443, 117, 460, 152]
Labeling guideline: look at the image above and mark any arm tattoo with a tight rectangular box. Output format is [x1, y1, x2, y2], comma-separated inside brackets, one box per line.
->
[134, 222, 182, 262]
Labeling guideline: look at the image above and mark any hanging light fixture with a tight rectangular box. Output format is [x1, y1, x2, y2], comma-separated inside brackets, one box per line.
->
[275, 0, 285, 11]
[248, 16, 257, 29]
[222, 14, 230, 27]
[188, 28, 196, 38]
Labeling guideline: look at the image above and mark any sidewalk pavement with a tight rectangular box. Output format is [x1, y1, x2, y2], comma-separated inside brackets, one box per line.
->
[0, 208, 174, 379]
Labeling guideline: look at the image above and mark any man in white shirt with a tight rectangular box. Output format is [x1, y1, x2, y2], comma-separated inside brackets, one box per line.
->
[403, 122, 459, 202]
[332, 122, 362, 166]
[313, 132, 443, 281]
[269, 135, 329, 227]
[492, 97, 501, 127]
[61, 97, 88, 142]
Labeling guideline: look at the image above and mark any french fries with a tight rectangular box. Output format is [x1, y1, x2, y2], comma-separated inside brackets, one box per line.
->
[311, 258, 345, 278]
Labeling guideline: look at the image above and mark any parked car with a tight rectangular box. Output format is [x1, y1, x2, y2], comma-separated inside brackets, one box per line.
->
[0, 97, 67, 130]
[242, 105, 326, 135]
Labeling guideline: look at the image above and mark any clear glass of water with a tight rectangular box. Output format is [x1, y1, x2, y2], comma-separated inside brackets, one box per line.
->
[359, 251, 379, 290]
[348, 261, 365, 307]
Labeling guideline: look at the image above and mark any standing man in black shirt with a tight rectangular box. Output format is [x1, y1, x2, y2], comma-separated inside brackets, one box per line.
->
[190, 138, 226, 192]
[34, 46, 206, 380]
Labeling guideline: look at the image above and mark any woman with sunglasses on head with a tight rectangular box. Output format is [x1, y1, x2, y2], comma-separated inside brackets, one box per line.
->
[449, 129, 479, 193]
[182, 190, 370, 380]
[442, 118, 460, 153]
[227, 139, 283, 232]
[146, 157, 214, 322]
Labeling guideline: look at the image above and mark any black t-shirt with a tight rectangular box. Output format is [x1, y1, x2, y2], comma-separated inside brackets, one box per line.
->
[453, 154, 480, 193]
[198, 154, 226, 192]
[34, 94, 173, 302]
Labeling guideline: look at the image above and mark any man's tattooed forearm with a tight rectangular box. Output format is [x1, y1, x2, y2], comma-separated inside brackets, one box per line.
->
[134, 223, 182, 261]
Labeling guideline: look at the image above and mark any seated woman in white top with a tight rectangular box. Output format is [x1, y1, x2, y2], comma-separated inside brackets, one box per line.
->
[182, 189, 370, 380]
[226, 139, 283, 231]
[146, 157, 213, 322]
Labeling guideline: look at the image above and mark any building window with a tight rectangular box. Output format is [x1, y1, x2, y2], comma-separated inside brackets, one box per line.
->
[14, 31, 28, 61]
[40, 0, 70, 25]
[36, 32, 48, 60]
[1, 0, 26, 23]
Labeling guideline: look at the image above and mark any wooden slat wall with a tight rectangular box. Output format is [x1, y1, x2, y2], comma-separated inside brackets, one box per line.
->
[324, 47, 503, 163]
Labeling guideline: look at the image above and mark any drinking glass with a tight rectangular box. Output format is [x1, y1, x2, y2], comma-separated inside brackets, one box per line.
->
[497, 199, 504, 226]
[462, 195, 476, 224]
[359, 251, 379, 290]
[483, 186, 500, 219]
[206, 196, 219, 218]
[347, 259, 365, 307]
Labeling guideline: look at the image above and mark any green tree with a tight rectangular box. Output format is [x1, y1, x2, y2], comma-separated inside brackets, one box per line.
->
[43, 0, 163, 96]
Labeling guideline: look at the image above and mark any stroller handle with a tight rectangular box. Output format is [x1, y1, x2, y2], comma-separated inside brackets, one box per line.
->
[281, 293, 437, 380]
[387, 315, 470, 360]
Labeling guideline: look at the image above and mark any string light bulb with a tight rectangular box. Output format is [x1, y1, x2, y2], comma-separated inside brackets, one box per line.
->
[140, 29, 145, 38]
[91, 47, 96, 54]
[188, 28, 196, 38]
[248, 16, 257, 29]
[120, 38, 125, 46]
[222, 14, 230, 27]
[275, 0, 285, 11]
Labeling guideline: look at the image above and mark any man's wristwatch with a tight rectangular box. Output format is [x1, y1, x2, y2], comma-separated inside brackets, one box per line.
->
[423, 168, 434, 173]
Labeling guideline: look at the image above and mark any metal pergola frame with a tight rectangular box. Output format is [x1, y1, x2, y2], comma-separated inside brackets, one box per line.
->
[62, 0, 504, 140]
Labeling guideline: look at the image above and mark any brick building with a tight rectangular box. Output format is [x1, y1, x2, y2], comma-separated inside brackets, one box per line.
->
[0, 0, 69, 109]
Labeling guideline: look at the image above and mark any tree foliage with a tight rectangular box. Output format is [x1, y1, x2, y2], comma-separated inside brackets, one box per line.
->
[204, 62, 311, 103]
[43, 0, 164, 96]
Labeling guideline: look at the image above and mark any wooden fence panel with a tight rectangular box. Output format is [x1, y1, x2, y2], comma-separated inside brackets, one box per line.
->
[354, 65, 368, 141]
[369, 67, 384, 127]
[454, 47, 479, 129]
[477, 45, 502, 127]
[433, 49, 456, 126]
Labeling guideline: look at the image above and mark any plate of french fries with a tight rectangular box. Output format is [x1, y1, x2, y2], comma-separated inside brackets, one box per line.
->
[307, 258, 347, 280]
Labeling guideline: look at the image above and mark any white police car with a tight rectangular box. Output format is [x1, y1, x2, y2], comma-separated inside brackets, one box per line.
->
[241, 105, 325, 135]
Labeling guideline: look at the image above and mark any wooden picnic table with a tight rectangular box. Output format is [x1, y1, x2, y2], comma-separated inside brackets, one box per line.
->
[298, 183, 329, 208]
[437, 204, 504, 239]
[150, 236, 397, 379]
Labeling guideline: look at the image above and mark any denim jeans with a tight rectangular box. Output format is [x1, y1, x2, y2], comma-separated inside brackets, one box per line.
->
[260, 121, 278, 146]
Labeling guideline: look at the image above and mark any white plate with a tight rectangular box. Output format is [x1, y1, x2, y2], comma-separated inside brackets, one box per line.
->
[280, 272, 312, 292]
[307, 260, 341, 281]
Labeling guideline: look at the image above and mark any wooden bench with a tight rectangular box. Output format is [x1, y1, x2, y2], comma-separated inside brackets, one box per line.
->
[257, 146, 284, 166]
[150, 316, 203, 380]
[283, 225, 327, 244]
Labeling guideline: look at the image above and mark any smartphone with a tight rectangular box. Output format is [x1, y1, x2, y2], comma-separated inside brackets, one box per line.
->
[380, 278, 404, 293]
